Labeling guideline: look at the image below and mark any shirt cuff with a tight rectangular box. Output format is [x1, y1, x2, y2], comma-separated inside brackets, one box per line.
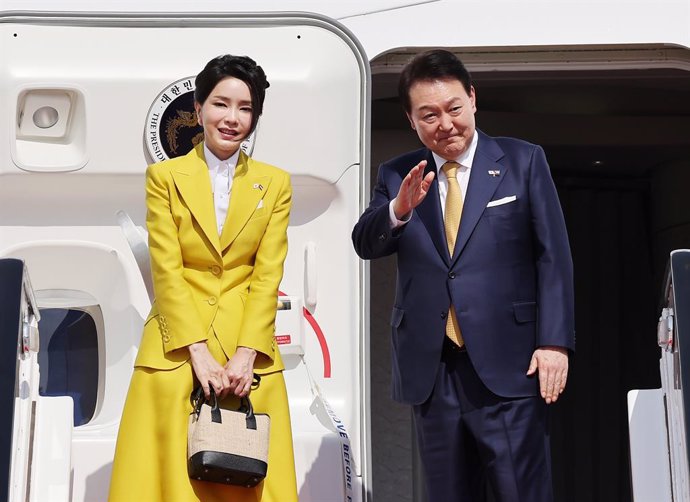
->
[389, 199, 412, 229]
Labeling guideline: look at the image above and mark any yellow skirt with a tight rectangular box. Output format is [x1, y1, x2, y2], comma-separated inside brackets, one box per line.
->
[108, 333, 298, 502]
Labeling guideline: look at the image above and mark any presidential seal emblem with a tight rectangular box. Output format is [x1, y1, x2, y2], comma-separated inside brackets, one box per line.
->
[145, 76, 257, 162]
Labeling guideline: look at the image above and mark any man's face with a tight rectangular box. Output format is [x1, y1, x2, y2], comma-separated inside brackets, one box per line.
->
[406, 78, 477, 161]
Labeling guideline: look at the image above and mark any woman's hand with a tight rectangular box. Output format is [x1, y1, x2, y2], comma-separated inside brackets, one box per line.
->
[188, 342, 230, 400]
[224, 346, 257, 397]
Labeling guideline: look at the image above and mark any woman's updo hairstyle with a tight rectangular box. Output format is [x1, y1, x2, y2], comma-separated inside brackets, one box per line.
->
[194, 54, 270, 135]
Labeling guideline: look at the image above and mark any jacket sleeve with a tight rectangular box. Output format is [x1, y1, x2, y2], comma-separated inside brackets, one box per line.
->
[146, 164, 208, 353]
[529, 146, 576, 352]
[236, 172, 292, 360]
[352, 163, 406, 259]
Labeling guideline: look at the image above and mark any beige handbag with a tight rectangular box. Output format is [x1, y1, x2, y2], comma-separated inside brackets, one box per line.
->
[188, 383, 270, 487]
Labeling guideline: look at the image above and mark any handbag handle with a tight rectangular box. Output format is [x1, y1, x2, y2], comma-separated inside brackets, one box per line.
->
[190, 374, 261, 430]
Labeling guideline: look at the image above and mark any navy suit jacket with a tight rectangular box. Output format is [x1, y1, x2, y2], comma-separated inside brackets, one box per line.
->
[353, 130, 575, 405]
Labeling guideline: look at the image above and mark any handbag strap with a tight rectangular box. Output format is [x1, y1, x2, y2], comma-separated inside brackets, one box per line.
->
[239, 374, 261, 430]
[190, 386, 206, 416]
[242, 396, 257, 430]
[190, 386, 223, 423]
[190, 375, 262, 430]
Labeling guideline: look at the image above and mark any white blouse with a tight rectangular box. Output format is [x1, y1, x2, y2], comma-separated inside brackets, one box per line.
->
[203, 144, 240, 235]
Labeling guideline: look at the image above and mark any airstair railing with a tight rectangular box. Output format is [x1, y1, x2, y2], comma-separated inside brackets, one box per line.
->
[670, 251, 690, 451]
[0, 258, 40, 502]
[658, 250, 690, 500]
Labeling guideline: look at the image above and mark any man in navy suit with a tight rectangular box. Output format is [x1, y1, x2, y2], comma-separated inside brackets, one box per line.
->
[352, 50, 575, 501]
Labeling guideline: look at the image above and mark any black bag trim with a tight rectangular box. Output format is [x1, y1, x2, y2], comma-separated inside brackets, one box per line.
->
[188, 451, 268, 487]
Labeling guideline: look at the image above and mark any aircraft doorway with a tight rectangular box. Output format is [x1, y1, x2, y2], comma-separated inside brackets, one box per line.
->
[368, 44, 690, 502]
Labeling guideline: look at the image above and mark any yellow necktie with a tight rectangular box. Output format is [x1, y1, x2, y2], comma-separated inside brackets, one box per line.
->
[442, 161, 464, 347]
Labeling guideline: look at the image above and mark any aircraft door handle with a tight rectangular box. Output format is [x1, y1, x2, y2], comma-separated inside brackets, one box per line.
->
[305, 241, 317, 312]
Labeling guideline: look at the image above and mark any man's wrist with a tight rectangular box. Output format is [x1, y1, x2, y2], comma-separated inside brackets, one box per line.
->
[389, 199, 412, 228]
[392, 198, 411, 220]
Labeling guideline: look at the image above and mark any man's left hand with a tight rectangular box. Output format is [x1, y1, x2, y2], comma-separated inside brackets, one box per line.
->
[526, 347, 568, 404]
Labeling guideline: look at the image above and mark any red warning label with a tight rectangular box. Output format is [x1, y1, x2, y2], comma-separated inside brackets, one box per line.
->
[275, 334, 292, 345]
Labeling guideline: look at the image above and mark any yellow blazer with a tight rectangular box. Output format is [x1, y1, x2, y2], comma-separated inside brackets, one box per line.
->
[134, 143, 291, 373]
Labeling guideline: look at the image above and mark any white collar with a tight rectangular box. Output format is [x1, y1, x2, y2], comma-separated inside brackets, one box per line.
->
[203, 143, 240, 173]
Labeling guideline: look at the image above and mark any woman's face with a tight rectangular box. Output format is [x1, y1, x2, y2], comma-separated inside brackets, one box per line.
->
[194, 77, 253, 160]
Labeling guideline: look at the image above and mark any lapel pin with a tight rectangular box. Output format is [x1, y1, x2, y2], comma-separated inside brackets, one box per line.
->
[253, 183, 264, 190]
[488, 170, 501, 177]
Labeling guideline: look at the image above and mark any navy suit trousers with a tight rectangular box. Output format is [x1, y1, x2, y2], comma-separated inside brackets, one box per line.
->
[413, 340, 554, 502]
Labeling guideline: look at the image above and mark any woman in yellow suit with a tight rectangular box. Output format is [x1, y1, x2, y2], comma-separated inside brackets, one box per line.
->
[108, 55, 298, 502]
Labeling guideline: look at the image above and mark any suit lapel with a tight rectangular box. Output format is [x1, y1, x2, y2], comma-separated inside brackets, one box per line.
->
[414, 151, 450, 266]
[451, 131, 506, 265]
[170, 144, 221, 256]
[220, 151, 271, 252]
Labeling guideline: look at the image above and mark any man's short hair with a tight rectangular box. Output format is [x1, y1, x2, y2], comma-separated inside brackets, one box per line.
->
[398, 49, 473, 113]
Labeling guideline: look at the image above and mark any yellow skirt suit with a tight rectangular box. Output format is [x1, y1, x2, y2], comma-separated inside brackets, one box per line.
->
[108, 143, 298, 502]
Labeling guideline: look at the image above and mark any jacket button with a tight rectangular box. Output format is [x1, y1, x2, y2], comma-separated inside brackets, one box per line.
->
[448, 272, 456, 279]
[163, 335, 171, 343]
[208, 296, 217, 305]
[210, 265, 221, 275]
[440, 312, 447, 320]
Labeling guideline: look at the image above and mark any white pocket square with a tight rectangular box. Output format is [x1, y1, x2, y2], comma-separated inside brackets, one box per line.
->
[486, 195, 517, 208]
[256, 199, 264, 209]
